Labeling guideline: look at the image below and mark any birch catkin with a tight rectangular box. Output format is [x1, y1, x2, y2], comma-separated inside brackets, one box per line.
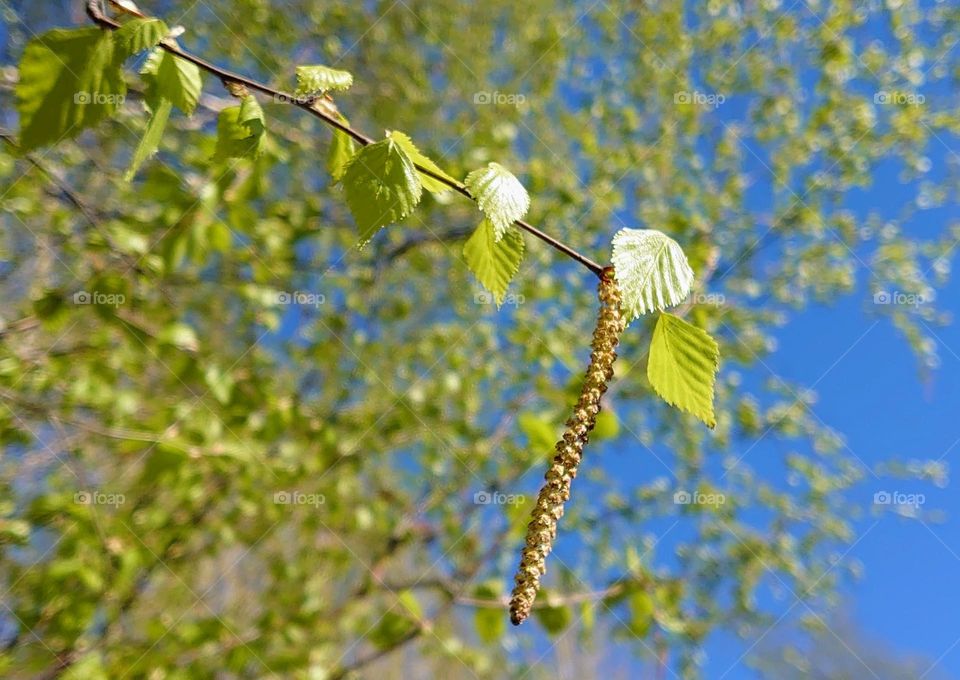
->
[509, 267, 626, 625]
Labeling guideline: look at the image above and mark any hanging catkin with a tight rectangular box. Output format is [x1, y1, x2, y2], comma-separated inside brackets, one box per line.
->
[509, 267, 626, 625]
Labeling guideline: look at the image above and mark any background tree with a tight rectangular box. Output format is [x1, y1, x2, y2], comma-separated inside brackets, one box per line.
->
[752, 615, 955, 680]
[0, 0, 956, 678]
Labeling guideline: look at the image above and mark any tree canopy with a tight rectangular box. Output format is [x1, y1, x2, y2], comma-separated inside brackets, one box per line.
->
[0, 0, 957, 677]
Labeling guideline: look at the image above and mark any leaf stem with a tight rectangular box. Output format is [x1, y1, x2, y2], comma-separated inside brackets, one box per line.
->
[85, 1, 606, 278]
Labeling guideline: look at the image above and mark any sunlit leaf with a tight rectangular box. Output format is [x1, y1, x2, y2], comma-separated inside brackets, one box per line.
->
[16, 28, 126, 150]
[462, 219, 524, 306]
[214, 95, 266, 160]
[387, 130, 459, 193]
[327, 115, 357, 183]
[647, 312, 719, 428]
[141, 46, 202, 115]
[114, 18, 169, 60]
[612, 228, 695, 323]
[294, 64, 353, 96]
[465, 162, 530, 239]
[124, 98, 172, 181]
[342, 138, 423, 244]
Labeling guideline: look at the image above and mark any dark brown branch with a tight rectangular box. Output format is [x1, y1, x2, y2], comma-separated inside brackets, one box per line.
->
[84, 1, 605, 278]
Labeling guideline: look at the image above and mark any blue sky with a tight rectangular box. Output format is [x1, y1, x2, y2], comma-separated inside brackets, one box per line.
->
[754, 292, 960, 676]
[685, 293, 960, 678]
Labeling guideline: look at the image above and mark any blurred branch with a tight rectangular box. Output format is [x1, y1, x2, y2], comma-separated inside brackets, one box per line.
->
[383, 575, 636, 609]
[0, 316, 40, 338]
[379, 226, 475, 267]
[0, 131, 102, 229]
[0, 130, 153, 277]
[84, 1, 606, 278]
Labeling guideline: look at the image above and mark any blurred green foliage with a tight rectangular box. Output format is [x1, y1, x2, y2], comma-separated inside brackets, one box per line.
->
[0, 0, 957, 677]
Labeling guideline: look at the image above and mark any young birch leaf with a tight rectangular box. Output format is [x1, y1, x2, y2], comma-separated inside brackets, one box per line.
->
[342, 138, 422, 244]
[125, 42, 194, 180]
[462, 219, 524, 306]
[214, 95, 266, 160]
[294, 65, 353, 97]
[16, 28, 126, 151]
[141, 47, 202, 115]
[386, 130, 460, 194]
[647, 312, 719, 428]
[612, 228, 695, 323]
[114, 18, 169, 60]
[124, 98, 172, 181]
[328, 115, 357, 183]
[464, 162, 530, 240]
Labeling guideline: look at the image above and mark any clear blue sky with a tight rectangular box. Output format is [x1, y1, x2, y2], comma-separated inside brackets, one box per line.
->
[705, 293, 959, 678]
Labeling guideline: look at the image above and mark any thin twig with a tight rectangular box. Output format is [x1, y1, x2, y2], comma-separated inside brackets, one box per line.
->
[382, 575, 635, 609]
[0, 132, 101, 229]
[84, 1, 606, 278]
[380, 225, 475, 264]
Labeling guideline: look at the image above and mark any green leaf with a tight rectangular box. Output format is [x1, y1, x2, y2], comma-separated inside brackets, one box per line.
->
[214, 95, 266, 160]
[16, 27, 126, 151]
[114, 18, 169, 60]
[533, 592, 573, 636]
[158, 322, 198, 352]
[612, 228, 695, 323]
[518, 412, 557, 452]
[647, 313, 719, 428]
[342, 138, 423, 244]
[367, 611, 417, 650]
[627, 590, 655, 637]
[591, 410, 620, 441]
[327, 115, 357, 183]
[126, 43, 197, 179]
[60, 652, 108, 680]
[464, 162, 530, 239]
[141, 47, 202, 115]
[472, 582, 505, 643]
[294, 64, 353, 96]
[462, 219, 525, 306]
[386, 130, 459, 193]
[396, 590, 423, 619]
[203, 365, 235, 405]
[124, 98, 172, 181]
